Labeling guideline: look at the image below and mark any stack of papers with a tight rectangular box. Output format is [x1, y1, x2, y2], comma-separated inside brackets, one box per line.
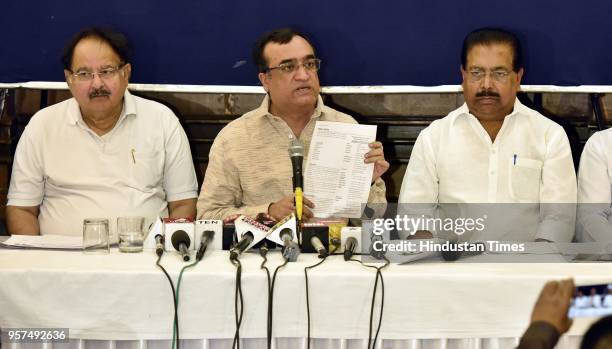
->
[0, 235, 83, 250]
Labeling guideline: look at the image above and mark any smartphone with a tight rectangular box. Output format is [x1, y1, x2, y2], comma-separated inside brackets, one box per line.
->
[568, 283, 612, 318]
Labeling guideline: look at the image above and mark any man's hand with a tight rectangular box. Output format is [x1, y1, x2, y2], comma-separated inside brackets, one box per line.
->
[365, 141, 390, 182]
[268, 195, 315, 221]
[407, 230, 434, 240]
[530, 279, 574, 334]
[168, 198, 197, 219]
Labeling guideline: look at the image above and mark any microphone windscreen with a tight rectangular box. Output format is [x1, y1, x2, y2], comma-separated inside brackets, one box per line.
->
[171, 230, 191, 251]
[279, 228, 293, 242]
[201, 230, 215, 240]
[441, 241, 461, 261]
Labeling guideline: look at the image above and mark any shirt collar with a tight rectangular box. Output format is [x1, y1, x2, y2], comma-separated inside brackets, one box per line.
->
[257, 94, 324, 120]
[67, 89, 136, 126]
[451, 98, 523, 126]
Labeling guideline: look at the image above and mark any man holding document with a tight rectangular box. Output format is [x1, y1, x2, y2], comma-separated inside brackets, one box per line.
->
[197, 28, 388, 220]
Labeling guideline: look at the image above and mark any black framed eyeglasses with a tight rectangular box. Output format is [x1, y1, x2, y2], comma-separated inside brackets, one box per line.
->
[265, 58, 321, 74]
[69, 63, 126, 82]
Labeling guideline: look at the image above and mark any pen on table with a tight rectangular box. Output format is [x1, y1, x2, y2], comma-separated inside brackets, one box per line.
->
[131, 149, 136, 164]
[513, 154, 517, 165]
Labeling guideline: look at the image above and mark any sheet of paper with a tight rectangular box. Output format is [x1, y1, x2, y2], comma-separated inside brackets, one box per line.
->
[304, 121, 376, 218]
[0, 234, 83, 250]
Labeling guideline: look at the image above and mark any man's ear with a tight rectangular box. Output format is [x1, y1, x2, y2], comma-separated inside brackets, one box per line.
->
[460, 65, 468, 83]
[64, 70, 72, 85]
[123, 63, 132, 80]
[460, 65, 468, 90]
[258, 72, 270, 93]
[515, 67, 524, 89]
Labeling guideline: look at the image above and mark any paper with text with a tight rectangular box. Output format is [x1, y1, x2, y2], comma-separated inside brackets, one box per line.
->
[305, 121, 376, 218]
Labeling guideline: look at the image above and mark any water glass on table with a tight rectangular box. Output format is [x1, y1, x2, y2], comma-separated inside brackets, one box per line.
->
[83, 218, 110, 254]
[117, 216, 145, 252]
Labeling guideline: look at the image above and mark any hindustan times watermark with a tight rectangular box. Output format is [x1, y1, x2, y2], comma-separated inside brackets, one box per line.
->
[371, 239, 525, 253]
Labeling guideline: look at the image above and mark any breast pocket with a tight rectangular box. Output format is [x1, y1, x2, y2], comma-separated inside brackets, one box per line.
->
[130, 150, 163, 191]
[509, 157, 542, 202]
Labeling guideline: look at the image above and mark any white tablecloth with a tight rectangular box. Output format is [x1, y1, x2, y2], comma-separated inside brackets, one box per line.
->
[0, 248, 608, 349]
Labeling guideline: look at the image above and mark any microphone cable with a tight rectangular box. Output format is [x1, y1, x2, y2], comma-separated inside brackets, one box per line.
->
[173, 259, 199, 349]
[259, 245, 273, 349]
[304, 246, 338, 349]
[267, 258, 289, 348]
[155, 254, 180, 349]
[230, 253, 244, 349]
[348, 256, 390, 349]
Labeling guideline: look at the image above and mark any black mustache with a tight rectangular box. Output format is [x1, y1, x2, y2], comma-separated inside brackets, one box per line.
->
[89, 89, 111, 98]
[476, 90, 500, 98]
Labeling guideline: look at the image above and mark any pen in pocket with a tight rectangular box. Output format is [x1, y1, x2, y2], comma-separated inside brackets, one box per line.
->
[513, 154, 517, 165]
[131, 149, 136, 164]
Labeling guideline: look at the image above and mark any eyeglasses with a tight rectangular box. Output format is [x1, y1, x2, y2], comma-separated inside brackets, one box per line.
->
[69, 64, 126, 82]
[467, 68, 512, 83]
[266, 58, 321, 74]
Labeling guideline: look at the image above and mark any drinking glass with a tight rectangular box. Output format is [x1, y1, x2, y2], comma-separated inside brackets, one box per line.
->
[83, 218, 110, 254]
[117, 216, 145, 252]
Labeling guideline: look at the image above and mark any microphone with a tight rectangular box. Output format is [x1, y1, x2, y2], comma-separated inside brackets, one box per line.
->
[171, 230, 191, 262]
[280, 228, 300, 262]
[288, 138, 304, 221]
[310, 235, 328, 258]
[230, 231, 254, 260]
[369, 234, 385, 260]
[441, 241, 486, 261]
[155, 234, 165, 257]
[344, 236, 358, 261]
[196, 230, 215, 261]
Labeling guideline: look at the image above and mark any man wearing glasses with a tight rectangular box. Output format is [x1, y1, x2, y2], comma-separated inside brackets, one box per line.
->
[7, 27, 198, 236]
[198, 27, 388, 220]
[398, 28, 576, 242]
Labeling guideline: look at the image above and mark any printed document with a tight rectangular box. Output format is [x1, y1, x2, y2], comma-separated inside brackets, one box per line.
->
[305, 121, 376, 218]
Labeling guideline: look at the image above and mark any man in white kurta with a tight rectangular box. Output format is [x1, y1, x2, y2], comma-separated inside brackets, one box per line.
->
[577, 128, 612, 242]
[7, 28, 198, 236]
[399, 28, 576, 242]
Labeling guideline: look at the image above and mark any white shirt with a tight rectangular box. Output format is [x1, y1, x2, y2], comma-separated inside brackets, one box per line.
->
[603, 294, 612, 307]
[398, 99, 576, 242]
[592, 294, 602, 308]
[577, 128, 612, 242]
[575, 295, 592, 308]
[8, 90, 198, 236]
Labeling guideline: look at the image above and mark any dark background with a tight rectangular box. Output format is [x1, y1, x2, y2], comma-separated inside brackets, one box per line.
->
[2, 1, 611, 86]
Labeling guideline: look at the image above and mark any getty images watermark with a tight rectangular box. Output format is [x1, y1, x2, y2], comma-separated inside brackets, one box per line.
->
[359, 203, 583, 263]
[369, 215, 526, 254]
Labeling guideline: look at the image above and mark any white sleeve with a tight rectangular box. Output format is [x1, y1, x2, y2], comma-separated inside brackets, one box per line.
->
[397, 127, 439, 239]
[535, 126, 577, 242]
[398, 127, 439, 204]
[162, 113, 198, 202]
[577, 131, 612, 242]
[7, 125, 45, 207]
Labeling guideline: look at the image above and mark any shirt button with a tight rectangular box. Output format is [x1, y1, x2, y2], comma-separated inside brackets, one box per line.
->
[491, 149, 496, 154]
[490, 170, 496, 175]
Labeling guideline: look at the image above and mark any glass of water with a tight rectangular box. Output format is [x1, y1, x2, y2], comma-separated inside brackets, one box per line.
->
[117, 216, 145, 253]
[83, 218, 110, 254]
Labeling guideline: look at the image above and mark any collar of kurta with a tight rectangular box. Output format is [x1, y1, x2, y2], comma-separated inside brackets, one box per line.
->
[66, 89, 137, 127]
[257, 94, 325, 121]
[451, 98, 525, 126]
